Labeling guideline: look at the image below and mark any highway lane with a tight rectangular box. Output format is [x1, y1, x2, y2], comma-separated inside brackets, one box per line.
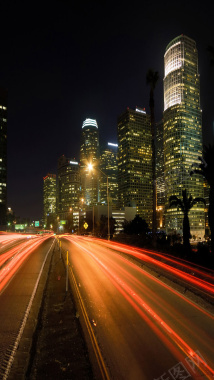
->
[0, 234, 36, 261]
[0, 235, 54, 379]
[93, 238, 214, 301]
[0, 236, 41, 279]
[62, 235, 214, 380]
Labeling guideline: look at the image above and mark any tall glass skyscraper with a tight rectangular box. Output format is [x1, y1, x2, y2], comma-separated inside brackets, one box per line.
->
[80, 118, 100, 206]
[163, 35, 205, 238]
[156, 120, 165, 207]
[100, 142, 119, 209]
[57, 156, 81, 229]
[156, 120, 165, 229]
[43, 173, 56, 227]
[0, 88, 8, 229]
[118, 107, 152, 227]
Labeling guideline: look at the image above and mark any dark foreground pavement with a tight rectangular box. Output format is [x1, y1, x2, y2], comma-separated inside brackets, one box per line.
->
[10, 241, 94, 380]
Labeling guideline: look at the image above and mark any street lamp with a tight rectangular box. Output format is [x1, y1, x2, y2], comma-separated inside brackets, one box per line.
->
[88, 163, 110, 240]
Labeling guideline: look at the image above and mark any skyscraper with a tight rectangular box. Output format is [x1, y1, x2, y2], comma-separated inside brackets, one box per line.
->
[57, 156, 81, 229]
[156, 120, 165, 229]
[163, 35, 204, 238]
[100, 142, 119, 209]
[118, 107, 152, 227]
[0, 88, 8, 229]
[43, 174, 56, 228]
[156, 120, 165, 207]
[80, 118, 100, 206]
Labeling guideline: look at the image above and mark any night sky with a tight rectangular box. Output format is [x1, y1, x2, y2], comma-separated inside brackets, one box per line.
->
[1, 0, 213, 220]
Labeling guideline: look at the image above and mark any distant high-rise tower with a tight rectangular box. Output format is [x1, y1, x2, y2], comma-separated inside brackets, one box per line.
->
[156, 120, 165, 207]
[118, 107, 152, 227]
[0, 88, 8, 229]
[80, 118, 100, 206]
[100, 142, 119, 209]
[43, 174, 56, 227]
[163, 35, 204, 237]
[156, 120, 165, 229]
[57, 156, 81, 220]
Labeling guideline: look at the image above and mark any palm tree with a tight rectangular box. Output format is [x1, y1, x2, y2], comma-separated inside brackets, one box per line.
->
[191, 145, 214, 253]
[146, 69, 159, 242]
[169, 189, 205, 251]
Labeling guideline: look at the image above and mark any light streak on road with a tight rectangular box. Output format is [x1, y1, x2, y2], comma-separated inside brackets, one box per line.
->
[0, 233, 35, 247]
[0, 240, 33, 268]
[78, 236, 214, 297]
[105, 239, 214, 280]
[62, 235, 214, 379]
[0, 235, 50, 294]
[0, 235, 54, 380]
[111, 240, 214, 279]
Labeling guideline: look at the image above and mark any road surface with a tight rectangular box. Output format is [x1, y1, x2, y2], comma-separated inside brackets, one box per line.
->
[0, 234, 54, 379]
[62, 235, 214, 380]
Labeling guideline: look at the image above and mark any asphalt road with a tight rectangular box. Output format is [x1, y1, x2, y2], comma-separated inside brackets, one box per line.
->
[0, 236, 54, 379]
[62, 235, 214, 380]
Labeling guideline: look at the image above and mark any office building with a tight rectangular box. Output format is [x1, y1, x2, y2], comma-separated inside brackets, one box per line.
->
[43, 174, 56, 228]
[100, 142, 119, 209]
[80, 118, 100, 206]
[57, 156, 81, 230]
[0, 88, 8, 229]
[117, 107, 152, 227]
[163, 35, 204, 238]
[156, 120, 165, 229]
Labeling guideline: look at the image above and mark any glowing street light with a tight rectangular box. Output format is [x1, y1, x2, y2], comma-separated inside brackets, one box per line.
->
[88, 163, 93, 171]
[88, 163, 110, 240]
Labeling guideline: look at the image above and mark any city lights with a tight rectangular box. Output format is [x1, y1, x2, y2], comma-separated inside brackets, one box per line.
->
[87, 163, 93, 172]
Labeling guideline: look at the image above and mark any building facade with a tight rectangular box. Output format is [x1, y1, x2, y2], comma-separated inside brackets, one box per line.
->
[100, 142, 119, 209]
[0, 88, 7, 229]
[57, 156, 81, 230]
[117, 107, 152, 227]
[43, 174, 56, 228]
[80, 118, 100, 206]
[156, 120, 165, 229]
[163, 35, 204, 238]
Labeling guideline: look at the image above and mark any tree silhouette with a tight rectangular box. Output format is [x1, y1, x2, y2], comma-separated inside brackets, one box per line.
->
[97, 215, 115, 238]
[123, 215, 149, 236]
[191, 145, 214, 252]
[169, 189, 205, 251]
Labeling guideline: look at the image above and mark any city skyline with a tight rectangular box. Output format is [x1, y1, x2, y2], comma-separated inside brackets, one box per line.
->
[1, 1, 213, 219]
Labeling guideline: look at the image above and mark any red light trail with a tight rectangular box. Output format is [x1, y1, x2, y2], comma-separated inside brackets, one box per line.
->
[62, 235, 214, 379]
[80, 236, 214, 297]
[0, 235, 50, 294]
